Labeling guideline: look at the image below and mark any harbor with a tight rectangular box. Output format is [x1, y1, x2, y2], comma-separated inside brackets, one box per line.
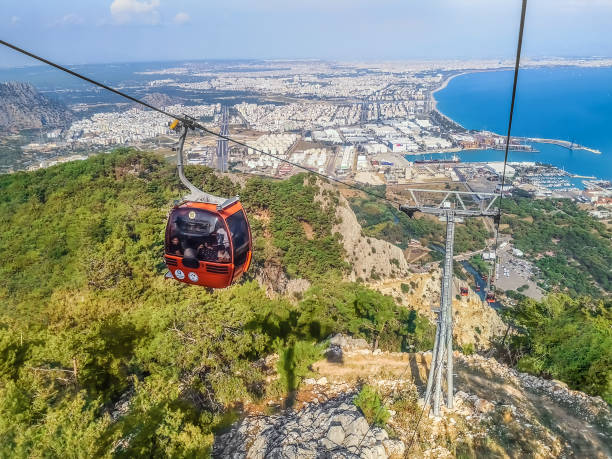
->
[526, 137, 602, 154]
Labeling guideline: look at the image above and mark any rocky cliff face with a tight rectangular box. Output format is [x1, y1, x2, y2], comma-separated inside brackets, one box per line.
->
[214, 335, 612, 458]
[0, 81, 73, 132]
[213, 393, 403, 458]
[370, 271, 506, 348]
[327, 184, 411, 282]
[314, 180, 505, 347]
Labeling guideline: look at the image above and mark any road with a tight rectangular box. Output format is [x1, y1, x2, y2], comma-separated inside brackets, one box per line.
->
[216, 107, 229, 172]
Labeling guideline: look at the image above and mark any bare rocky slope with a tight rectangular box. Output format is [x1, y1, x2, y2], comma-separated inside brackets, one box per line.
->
[0, 81, 73, 131]
[328, 183, 411, 282]
[370, 273, 506, 349]
[214, 335, 612, 458]
[323, 180, 504, 348]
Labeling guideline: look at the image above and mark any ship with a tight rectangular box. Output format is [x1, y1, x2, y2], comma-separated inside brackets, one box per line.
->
[414, 154, 461, 165]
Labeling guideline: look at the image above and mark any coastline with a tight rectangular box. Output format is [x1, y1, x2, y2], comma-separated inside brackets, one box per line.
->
[430, 70, 603, 156]
[429, 68, 509, 114]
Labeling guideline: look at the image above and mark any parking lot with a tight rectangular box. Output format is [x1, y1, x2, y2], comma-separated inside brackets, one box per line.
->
[494, 248, 544, 300]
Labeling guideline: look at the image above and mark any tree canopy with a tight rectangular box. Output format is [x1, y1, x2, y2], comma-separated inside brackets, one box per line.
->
[502, 294, 612, 404]
[0, 150, 433, 456]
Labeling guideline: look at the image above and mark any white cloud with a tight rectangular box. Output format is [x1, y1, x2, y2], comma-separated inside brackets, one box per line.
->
[52, 13, 85, 27]
[110, 0, 161, 24]
[173, 12, 190, 25]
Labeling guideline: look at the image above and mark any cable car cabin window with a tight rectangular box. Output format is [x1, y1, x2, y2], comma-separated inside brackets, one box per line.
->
[166, 208, 231, 264]
[226, 210, 250, 268]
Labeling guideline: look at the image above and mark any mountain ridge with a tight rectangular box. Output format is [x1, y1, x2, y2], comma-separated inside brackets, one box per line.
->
[0, 81, 73, 132]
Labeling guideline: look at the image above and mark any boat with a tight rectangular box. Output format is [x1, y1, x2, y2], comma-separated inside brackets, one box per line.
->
[414, 154, 461, 165]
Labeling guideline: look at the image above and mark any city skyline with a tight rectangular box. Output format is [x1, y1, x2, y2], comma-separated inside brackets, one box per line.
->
[2, 0, 612, 67]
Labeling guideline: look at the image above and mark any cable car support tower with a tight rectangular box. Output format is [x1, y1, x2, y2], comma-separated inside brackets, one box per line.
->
[400, 189, 500, 417]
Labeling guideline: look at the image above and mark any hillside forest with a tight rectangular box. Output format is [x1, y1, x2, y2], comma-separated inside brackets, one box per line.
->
[0, 150, 610, 456]
[0, 150, 433, 456]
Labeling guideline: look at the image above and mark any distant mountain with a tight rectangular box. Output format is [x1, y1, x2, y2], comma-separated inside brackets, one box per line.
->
[0, 81, 73, 132]
[140, 92, 180, 108]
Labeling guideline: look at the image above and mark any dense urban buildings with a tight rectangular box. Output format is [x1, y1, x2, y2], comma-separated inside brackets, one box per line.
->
[2, 58, 611, 202]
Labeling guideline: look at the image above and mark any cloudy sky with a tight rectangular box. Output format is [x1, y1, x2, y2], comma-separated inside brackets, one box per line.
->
[1, 0, 611, 66]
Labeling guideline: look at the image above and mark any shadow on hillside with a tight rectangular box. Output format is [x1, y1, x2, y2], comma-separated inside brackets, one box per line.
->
[408, 353, 425, 388]
[281, 344, 297, 408]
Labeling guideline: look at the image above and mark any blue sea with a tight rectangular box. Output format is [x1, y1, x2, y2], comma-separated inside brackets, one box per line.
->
[413, 67, 612, 181]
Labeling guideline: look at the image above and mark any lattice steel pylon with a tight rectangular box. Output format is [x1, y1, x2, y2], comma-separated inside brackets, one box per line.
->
[399, 189, 500, 416]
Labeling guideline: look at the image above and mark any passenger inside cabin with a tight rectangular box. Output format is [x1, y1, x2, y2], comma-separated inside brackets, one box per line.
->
[217, 246, 231, 263]
[169, 236, 183, 256]
[215, 223, 229, 247]
[197, 241, 218, 261]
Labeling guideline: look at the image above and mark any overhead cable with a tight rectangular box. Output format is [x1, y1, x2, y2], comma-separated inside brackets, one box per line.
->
[492, 0, 528, 282]
[0, 39, 398, 206]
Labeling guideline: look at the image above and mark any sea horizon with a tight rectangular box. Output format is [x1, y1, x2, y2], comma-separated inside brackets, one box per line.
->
[423, 66, 612, 182]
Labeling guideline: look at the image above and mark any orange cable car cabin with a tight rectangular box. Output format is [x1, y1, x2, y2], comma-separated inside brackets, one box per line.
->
[163, 119, 252, 288]
[460, 287, 468, 297]
[164, 199, 252, 288]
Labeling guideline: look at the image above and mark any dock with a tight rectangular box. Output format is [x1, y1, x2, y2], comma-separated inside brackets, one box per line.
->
[526, 137, 602, 154]
[572, 174, 597, 179]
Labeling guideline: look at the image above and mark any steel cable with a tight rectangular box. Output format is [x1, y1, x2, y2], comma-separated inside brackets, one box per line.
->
[0, 39, 399, 207]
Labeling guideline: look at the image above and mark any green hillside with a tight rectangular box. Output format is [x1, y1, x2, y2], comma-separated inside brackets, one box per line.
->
[349, 188, 491, 253]
[0, 150, 433, 456]
[499, 198, 612, 296]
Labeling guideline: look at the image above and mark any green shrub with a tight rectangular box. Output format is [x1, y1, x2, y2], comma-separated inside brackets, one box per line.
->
[507, 294, 612, 403]
[276, 341, 324, 392]
[354, 385, 390, 427]
[462, 343, 475, 355]
[400, 283, 410, 293]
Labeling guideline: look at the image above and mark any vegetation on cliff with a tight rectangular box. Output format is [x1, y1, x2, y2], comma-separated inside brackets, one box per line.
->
[502, 294, 612, 404]
[0, 150, 433, 456]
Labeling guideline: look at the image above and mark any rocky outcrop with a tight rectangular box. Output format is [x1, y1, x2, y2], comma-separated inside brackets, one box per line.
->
[0, 82, 73, 131]
[370, 270, 506, 348]
[321, 184, 410, 282]
[315, 181, 505, 348]
[457, 353, 612, 429]
[213, 393, 402, 458]
[140, 92, 180, 108]
[254, 259, 311, 298]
